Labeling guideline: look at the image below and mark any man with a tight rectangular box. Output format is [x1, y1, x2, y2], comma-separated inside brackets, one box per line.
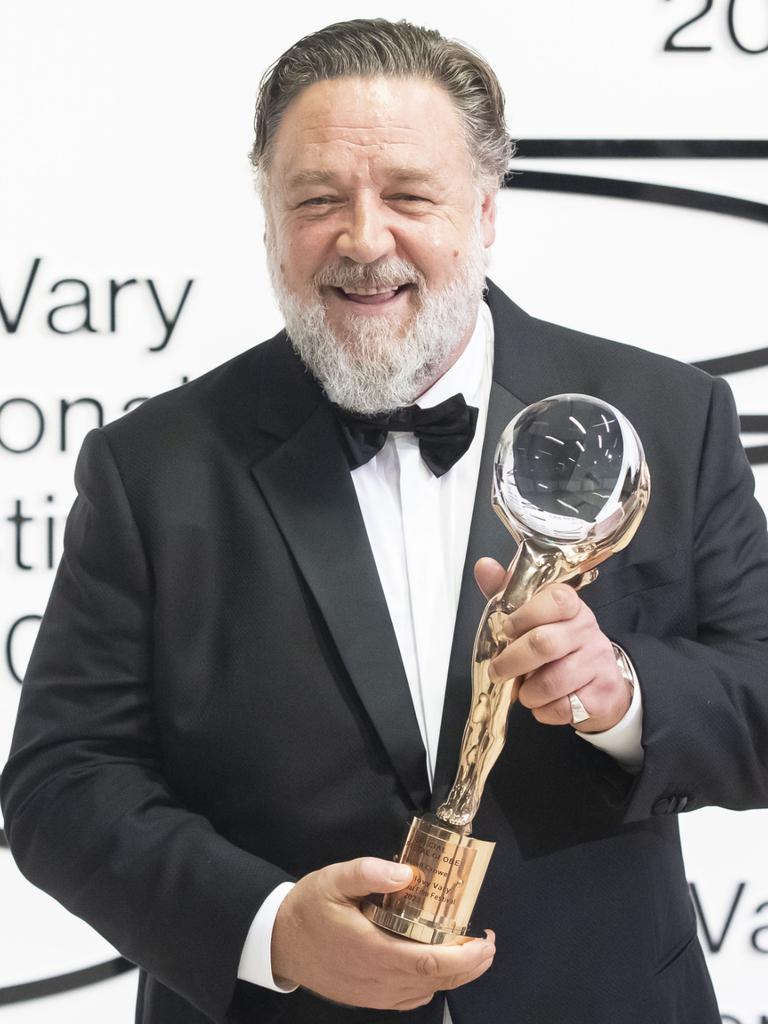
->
[3, 18, 768, 1024]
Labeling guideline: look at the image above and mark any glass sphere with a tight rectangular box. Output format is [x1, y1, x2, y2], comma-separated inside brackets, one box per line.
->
[493, 394, 645, 544]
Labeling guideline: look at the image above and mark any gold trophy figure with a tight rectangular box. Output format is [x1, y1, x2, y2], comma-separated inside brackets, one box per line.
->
[363, 394, 650, 945]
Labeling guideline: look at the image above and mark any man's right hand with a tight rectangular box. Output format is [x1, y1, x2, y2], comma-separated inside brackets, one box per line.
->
[270, 856, 496, 1011]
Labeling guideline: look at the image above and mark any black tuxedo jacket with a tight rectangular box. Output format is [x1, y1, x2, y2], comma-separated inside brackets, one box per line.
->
[4, 281, 768, 1024]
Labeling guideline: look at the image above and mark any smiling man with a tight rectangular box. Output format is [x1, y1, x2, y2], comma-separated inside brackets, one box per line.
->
[262, 75, 493, 415]
[3, 17, 768, 1024]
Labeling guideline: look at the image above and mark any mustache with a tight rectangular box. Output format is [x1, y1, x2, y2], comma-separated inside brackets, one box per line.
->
[314, 258, 424, 291]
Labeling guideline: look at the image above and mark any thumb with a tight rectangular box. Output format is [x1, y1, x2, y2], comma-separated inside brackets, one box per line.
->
[326, 856, 413, 901]
[474, 557, 507, 600]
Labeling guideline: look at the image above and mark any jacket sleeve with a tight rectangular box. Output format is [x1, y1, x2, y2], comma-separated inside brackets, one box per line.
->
[599, 376, 768, 821]
[0, 427, 294, 1023]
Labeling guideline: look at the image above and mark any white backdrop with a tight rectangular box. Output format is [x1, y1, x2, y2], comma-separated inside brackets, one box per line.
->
[1, 1, 767, 1020]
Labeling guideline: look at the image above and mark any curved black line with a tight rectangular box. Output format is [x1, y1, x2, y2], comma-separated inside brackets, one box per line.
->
[516, 139, 768, 159]
[0, 957, 135, 1005]
[740, 419, 768, 466]
[0, 827, 137, 1003]
[745, 446, 768, 466]
[501, 168, 768, 464]
[694, 349, 768, 375]
[740, 415, 768, 432]
[503, 169, 768, 224]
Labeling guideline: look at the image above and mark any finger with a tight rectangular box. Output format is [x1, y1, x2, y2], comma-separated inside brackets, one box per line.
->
[531, 689, 589, 727]
[532, 679, 618, 729]
[517, 649, 596, 709]
[533, 673, 632, 731]
[324, 856, 412, 902]
[474, 557, 507, 600]
[392, 944, 496, 1010]
[441, 946, 496, 991]
[399, 935, 496, 984]
[502, 584, 584, 640]
[491, 617, 585, 683]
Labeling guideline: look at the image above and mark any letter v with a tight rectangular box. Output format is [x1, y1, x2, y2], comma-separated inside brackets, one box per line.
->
[688, 881, 746, 953]
[0, 257, 41, 333]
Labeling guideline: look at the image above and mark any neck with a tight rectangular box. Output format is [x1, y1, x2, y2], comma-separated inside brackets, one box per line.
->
[414, 314, 478, 400]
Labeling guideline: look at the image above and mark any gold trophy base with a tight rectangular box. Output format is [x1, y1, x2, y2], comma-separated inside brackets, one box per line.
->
[362, 815, 495, 945]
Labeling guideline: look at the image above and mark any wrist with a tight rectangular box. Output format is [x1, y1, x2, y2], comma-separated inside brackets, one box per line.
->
[271, 887, 301, 988]
[573, 643, 635, 734]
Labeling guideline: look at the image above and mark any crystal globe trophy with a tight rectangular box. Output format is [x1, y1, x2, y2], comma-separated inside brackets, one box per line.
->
[362, 394, 650, 944]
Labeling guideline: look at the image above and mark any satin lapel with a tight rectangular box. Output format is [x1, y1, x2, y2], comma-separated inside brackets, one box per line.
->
[430, 379, 524, 809]
[250, 384, 430, 812]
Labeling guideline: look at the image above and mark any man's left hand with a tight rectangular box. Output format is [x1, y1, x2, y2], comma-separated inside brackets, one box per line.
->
[475, 557, 631, 734]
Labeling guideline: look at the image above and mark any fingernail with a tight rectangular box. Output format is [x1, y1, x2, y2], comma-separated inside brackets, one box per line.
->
[390, 864, 412, 883]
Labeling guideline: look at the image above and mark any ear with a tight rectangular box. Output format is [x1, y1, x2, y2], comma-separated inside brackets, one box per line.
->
[479, 188, 497, 248]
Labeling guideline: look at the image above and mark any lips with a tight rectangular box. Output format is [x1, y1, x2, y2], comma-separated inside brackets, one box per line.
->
[332, 284, 412, 305]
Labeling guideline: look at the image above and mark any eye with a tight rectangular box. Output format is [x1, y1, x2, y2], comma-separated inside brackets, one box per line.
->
[391, 194, 430, 203]
[298, 196, 338, 208]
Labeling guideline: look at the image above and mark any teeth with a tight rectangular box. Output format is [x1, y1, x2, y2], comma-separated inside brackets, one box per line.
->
[340, 285, 405, 296]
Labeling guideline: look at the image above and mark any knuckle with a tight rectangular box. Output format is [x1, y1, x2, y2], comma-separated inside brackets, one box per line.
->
[415, 952, 441, 978]
[602, 638, 619, 666]
[502, 612, 518, 638]
[527, 671, 556, 706]
[489, 652, 510, 684]
[355, 856, 377, 884]
[529, 627, 553, 658]
[594, 670, 612, 695]
[552, 584, 578, 616]
[582, 603, 597, 627]
[517, 679, 534, 708]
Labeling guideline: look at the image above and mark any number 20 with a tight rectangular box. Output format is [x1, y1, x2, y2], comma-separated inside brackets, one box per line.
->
[664, 0, 768, 54]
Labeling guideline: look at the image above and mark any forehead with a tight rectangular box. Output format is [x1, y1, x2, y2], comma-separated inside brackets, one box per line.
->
[269, 76, 471, 183]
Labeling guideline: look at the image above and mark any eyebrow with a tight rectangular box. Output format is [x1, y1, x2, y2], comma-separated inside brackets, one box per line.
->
[285, 169, 338, 189]
[285, 166, 441, 190]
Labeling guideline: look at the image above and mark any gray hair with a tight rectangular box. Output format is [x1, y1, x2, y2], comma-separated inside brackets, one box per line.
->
[250, 18, 513, 192]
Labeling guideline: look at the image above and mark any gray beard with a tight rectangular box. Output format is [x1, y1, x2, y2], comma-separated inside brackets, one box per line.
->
[266, 226, 488, 414]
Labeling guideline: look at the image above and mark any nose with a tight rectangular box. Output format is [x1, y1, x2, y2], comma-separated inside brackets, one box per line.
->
[335, 194, 396, 264]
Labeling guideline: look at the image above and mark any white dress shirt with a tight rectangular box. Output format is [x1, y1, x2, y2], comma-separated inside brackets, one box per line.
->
[238, 303, 643, 1006]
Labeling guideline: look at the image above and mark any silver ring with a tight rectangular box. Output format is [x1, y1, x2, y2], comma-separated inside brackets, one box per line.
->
[568, 692, 591, 724]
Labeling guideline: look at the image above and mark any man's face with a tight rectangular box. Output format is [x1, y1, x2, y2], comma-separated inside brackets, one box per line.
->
[263, 76, 497, 412]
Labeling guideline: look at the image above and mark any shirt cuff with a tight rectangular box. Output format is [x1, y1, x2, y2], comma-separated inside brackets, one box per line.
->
[576, 646, 644, 772]
[237, 880, 298, 992]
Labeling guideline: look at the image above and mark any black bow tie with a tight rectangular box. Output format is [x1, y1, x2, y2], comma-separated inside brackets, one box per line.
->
[334, 394, 479, 478]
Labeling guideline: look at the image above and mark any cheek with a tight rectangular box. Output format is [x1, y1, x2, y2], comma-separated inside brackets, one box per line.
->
[278, 227, 328, 286]
[415, 240, 464, 283]
[290, 221, 335, 262]
[404, 220, 471, 281]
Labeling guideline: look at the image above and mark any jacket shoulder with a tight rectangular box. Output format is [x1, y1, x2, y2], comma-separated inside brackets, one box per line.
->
[101, 336, 274, 446]
[485, 279, 718, 414]
[535, 315, 716, 393]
